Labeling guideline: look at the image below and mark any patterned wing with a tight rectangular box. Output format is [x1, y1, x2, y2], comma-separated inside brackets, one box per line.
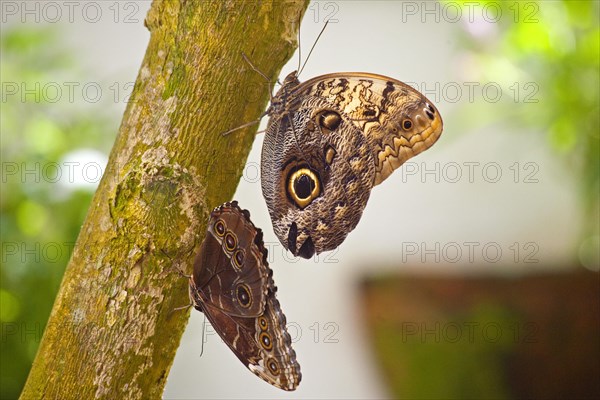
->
[261, 72, 443, 258]
[190, 202, 301, 391]
[192, 202, 269, 317]
[296, 72, 443, 185]
[196, 284, 301, 391]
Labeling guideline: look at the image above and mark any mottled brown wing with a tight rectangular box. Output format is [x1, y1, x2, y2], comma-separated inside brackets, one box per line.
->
[262, 90, 375, 258]
[190, 201, 301, 391]
[261, 72, 443, 258]
[192, 203, 269, 316]
[296, 73, 444, 185]
[195, 285, 301, 391]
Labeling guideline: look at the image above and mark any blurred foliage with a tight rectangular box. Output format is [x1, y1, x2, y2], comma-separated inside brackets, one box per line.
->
[375, 304, 516, 399]
[447, 0, 599, 244]
[1, 27, 116, 399]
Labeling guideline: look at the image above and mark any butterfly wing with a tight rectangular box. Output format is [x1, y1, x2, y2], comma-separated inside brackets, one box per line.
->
[262, 87, 376, 258]
[196, 284, 301, 391]
[193, 202, 269, 317]
[261, 73, 443, 258]
[190, 202, 301, 391]
[296, 72, 444, 185]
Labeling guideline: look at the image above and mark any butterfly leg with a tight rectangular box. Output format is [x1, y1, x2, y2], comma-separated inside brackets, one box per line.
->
[164, 263, 192, 279]
[172, 302, 193, 312]
[168, 299, 197, 319]
[220, 52, 279, 137]
[160, 248, 193, 279]
[241, 52, 279, 85]
[221, 117, 264, 137]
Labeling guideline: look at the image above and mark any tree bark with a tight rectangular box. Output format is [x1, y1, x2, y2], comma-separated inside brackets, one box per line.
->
[20, 1, 309, 398]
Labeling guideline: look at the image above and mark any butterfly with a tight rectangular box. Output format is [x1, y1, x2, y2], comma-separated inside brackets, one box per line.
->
[261, 71, 443, 258]
[188, 201, 301, 390]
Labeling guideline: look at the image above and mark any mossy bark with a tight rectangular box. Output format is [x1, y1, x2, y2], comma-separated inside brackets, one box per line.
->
[20, 1, 309, 398]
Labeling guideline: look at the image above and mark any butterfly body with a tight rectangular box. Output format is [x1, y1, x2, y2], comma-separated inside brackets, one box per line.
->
[189, 202, 301, 391]
[261, 72, 443, 258]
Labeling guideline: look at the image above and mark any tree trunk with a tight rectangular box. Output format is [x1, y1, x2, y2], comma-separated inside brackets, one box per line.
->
[20, 1, 309, 398]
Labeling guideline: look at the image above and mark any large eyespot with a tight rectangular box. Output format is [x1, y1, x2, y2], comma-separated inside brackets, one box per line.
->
[259, 332, 273, 350]
[214, 220, 226, 236]
[258, 316, 269, 331]
[287, 167, 321, 209]
[236, 284, 252, 308]
[402, 118, 413, 131]
[232, 250, 245, 269]
[224, 232, 236, 251]
[267, 358, 280, 375]
[317, 110, 341, 132]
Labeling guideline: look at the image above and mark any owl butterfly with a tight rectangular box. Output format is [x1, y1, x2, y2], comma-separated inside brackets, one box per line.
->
[189, 201, 301, 390]
[261, 71, 444, 258]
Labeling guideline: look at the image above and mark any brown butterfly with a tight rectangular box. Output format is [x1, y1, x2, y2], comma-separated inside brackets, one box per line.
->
[189, 201, 301, 390]
[261, 71, 444, 258]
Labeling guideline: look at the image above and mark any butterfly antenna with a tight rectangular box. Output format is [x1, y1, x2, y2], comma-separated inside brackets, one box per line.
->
[298, 20, 330, 77]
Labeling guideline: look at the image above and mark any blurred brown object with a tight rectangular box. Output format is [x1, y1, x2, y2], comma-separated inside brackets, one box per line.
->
[361, 269, 600, 399]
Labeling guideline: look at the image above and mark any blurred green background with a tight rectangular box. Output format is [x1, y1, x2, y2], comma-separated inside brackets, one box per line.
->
[447, 0, 599, 243]
[1, 28, 116, 398]
[1, 1, 598, 399]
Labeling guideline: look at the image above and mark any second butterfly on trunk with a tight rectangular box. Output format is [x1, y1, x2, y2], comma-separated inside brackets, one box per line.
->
[261, 72, 444, 258]
[189, 202, 301, 390]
